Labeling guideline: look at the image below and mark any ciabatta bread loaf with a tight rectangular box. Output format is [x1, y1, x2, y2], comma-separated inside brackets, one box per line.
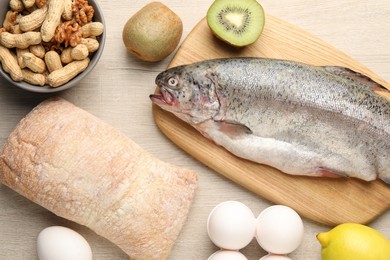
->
[0, 97, 198, 260]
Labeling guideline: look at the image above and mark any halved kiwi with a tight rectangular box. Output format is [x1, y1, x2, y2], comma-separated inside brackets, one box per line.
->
[207, 0, 265, 47]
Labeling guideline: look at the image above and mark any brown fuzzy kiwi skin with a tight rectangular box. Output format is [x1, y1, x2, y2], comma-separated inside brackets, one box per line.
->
[122, 2, 183, 62]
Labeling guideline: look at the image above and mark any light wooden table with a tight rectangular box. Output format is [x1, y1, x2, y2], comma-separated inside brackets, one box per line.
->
[0, 0, 389, 259]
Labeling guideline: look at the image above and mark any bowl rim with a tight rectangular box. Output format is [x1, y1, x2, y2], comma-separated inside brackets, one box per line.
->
[0, 0, 106, 93]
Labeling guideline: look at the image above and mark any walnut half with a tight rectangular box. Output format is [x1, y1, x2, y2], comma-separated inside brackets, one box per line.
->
[72, 0, 95, 26]
[54, 20, 83, 48]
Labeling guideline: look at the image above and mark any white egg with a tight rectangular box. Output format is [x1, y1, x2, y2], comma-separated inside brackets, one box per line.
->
[259, 254, 292, 260]
[37, 226, 92, 260]
[255, 205, 304, 254]
[208, 250, 248, 260]
[207, 201, 256, 250]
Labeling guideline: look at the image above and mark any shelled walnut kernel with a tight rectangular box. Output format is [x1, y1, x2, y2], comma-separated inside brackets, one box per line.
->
[54, 20, 82, 48]
[73, 0, 95, 26]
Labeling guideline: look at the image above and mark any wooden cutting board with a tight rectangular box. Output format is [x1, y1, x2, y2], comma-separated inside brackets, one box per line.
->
[152, 15, 390, 226]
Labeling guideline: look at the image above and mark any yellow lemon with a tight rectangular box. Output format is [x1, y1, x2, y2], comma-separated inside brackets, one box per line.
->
[317, 223, 390, 260]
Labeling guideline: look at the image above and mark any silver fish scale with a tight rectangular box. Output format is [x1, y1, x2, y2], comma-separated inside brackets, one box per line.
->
[152, 57, 390, 183]
[210, 58, 389, 136]
[205, 58, 388, 181]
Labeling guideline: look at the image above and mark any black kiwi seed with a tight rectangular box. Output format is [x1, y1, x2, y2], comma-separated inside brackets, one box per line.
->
[218, 7, 251, 34]
[207, 0, 265, 47]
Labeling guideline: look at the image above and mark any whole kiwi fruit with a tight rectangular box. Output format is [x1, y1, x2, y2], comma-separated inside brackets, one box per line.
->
[207, 0, 265, 47]
[122, 2, 183, 62]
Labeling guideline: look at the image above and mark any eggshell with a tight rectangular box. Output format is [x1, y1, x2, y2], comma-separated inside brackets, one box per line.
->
[256, 205, 304, 254]
[37, 226, 92, 260]
[259, 253, 292, 260]
[208, 250, 248, 260]
[207, 201, 256, 250]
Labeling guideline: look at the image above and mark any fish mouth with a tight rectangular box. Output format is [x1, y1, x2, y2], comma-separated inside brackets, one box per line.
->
[149, 86, 176, 106]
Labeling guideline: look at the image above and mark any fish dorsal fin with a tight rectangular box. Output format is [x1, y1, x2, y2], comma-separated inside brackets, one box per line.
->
[323, 66, 389, 92]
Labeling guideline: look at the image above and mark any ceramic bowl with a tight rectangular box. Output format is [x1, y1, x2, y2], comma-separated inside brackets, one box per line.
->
[0, 0, 106, 93]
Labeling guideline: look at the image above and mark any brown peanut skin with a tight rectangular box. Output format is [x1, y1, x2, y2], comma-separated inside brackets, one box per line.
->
[0, 31, 42, 49]
[81, 37, 99, 53]
[0, 45, 23, 81]
[22, 0, 35, 9]
[70, 44, 89, 61]
[19, 5, 48, 32]
[3, 11, 17, 32]
[11, 24, 22, 34]
[16, 48, 29, 68]
[21, 69, 46, 86]
[41, 0, 64, 42]
[21, 52, 46, 73]
[9, 0, 24, 12]
[47, 58, 90, 87]
[45, 50, 62, 73]
[62, 0, 73, 21]
[60, 47, 73, 64]
[82, 22, 104, 38]
[29, 44, 46, 59]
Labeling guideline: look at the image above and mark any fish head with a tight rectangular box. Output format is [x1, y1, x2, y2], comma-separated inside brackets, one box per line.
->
[150, 65, 220, 124]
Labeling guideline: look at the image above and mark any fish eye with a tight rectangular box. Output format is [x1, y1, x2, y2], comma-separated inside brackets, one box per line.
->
[167, 77, 178, 87]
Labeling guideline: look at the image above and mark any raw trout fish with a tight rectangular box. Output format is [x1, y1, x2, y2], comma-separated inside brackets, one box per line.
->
[150, 58, 390, 184]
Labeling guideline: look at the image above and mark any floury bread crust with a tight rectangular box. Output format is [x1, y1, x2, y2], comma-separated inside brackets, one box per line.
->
[0, 97, 198, 260]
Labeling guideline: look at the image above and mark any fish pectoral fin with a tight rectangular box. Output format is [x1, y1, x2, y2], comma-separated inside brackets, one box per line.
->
[323, 66, 389, 92]
[215, 121, 253, 139]
[316, 166, 349, 178]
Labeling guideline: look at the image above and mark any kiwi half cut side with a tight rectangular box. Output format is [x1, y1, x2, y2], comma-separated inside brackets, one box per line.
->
[207, 0, 265, 47]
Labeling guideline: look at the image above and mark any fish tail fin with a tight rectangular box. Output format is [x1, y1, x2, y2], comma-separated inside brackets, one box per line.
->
[323, 66, 389, 93]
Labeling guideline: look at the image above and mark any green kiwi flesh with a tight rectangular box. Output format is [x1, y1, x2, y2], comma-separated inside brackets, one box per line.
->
[207, 0, 265, 47]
